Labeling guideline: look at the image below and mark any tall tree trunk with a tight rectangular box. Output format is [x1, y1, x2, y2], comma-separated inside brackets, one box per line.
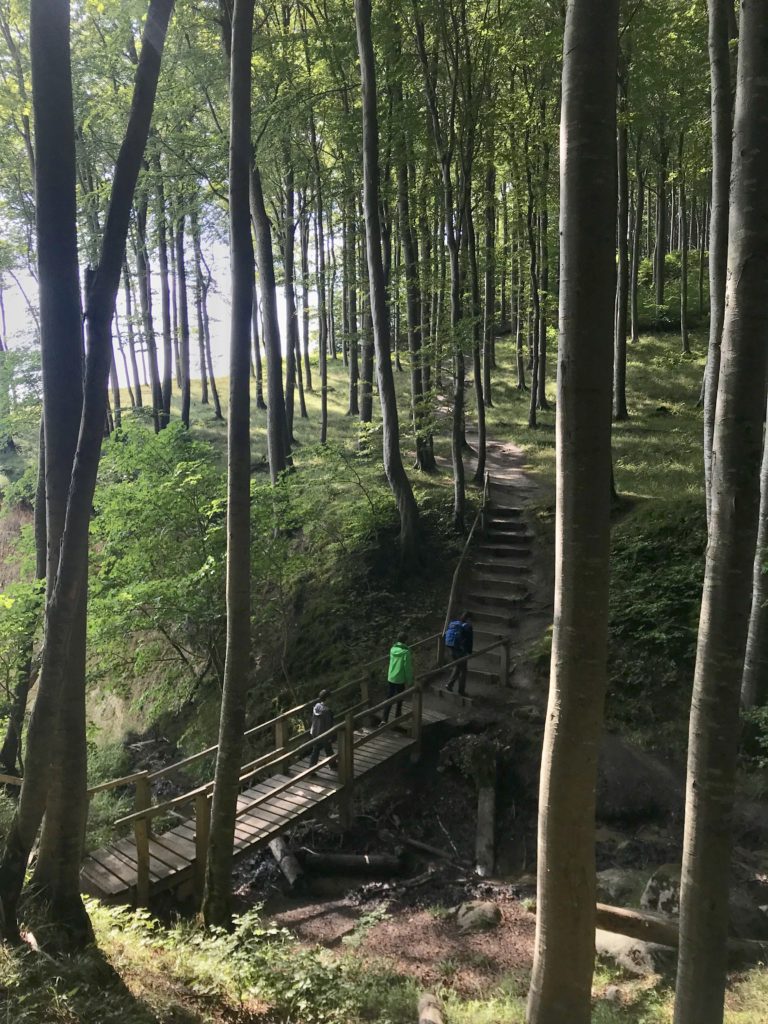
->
[674, 12, 768, 1019]
[252, 285, 266, 410]
[203, 0, 254, 929]
[283, 155, 299, 443]
[309, 127, 329, 444]
[299, 196, 313, 392]
[526, 1, 619, 1020]
[355, 0, 419, 558]
[136, 196, 162, 430]
[123, 262, 143, 407]
[170, 233, 182, 387]
[630, 145, 644, 344]
[698, 197, 706, 318]
[703, 0, 733, 524]
[679, 134, 690, 356]
[536, 141, 550, 412]
[653, 147, 668, 306]
[109, 343, 122, 429]
[526, 142, 540, 429]
[175, 216, 191, 428]
[1, 0, 173, 948]
[614, 84, 630, 420]
[347, 197, 360, 416]
[191, 211, 210, 406]
[483, 158, 496, 407]
[359, 219, 374, 425]
[201, 258, 223, 420]
[251, 162, 289, 477]
[467, 199, 487, 485]
[155, 155, 173, 427]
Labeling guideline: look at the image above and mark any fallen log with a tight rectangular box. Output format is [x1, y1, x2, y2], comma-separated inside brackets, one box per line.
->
[402, 836, 470, 868]
[475, 783, 496, 877]
[297, 849, 405, 876]
[595, 902, 768, 966]
[269, 837, 304, 892]
[418, 993, 445, 1024]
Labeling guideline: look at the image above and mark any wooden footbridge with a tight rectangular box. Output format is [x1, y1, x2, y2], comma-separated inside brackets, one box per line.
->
[0, 468, 518, 908]
[78, 631, 511, 908]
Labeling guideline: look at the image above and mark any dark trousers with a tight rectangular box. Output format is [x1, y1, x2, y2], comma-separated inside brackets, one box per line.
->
[383, 682, 405, 722]
[446, 648, 468, 695]
[309, 739, 334, 767]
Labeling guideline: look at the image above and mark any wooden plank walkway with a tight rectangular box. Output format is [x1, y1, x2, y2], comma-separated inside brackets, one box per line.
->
[81, 708, 446, 904]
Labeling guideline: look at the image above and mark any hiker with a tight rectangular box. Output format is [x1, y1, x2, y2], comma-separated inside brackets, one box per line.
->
[444, 611, 474, 695]
[384, 634, 414, 723]
[308, 688, 335, 767]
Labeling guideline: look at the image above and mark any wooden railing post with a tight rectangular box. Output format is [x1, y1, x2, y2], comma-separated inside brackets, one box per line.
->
[336, 713, 355, 830]
[133, 772, 151, 907]
[194, 790, 212, 906]
[500, 638, 510, 687]
[274, 717, 287, 752]
[411, 684, 423, 755]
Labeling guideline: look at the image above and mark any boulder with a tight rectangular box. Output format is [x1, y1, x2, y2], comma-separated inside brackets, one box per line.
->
[595, 928, 675, 977]
[455, 900, 502, 934]
[640, 864, 681, 915]
[597, 735, 683, 823]
[596, 868, 648, 907]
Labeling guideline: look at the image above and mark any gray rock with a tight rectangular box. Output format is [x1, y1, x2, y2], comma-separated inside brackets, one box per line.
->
[597, 735, 683, 823]
[596, 868, 648, 907]
[455, 900, 502, 933]
[640, 863, 681, 915]
[595, 928, 675, 977]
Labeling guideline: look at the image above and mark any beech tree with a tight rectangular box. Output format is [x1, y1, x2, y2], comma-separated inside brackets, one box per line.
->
[674, 3, 768, 1019]
[526, 1, 619, 1021]
[355, 0, 419, 558]
[204, 0, 254, 930]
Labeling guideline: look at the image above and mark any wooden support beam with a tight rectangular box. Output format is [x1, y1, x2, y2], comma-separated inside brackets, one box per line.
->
[134, 772, 151, 907]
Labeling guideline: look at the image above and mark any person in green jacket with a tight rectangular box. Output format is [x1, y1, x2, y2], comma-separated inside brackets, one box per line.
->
[384, 635, 414, 723]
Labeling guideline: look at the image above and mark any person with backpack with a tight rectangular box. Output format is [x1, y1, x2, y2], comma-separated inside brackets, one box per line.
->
[444, 610, 473, 695]
[308, 689, 335, 767]
[384, 634, 414, 722]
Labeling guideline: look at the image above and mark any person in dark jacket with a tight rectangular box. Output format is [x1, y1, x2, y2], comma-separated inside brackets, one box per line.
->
[383, 635, 414, 722]
[308, 689, 335, 767]
[445, 611, 473, 695]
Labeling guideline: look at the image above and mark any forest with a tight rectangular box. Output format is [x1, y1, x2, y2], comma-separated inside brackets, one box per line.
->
[0, 0, 766, 1021]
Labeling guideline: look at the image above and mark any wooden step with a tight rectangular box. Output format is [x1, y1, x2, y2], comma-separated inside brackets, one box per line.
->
[470, 574, 530, 596]
[485, 506, 523, 518]
[469, 606, 517, 627]
[474, 560, 532, 577]
[484, 531, 532, 546]
[485, 518, 528, 533]
[467, 590, 528, 608]
[477, 543, 532, 559]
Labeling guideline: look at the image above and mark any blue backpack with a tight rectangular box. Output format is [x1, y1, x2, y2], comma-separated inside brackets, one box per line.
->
[444, 620, 463, 648]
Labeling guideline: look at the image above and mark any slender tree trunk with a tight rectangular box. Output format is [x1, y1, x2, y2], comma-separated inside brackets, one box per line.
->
[203, 0, 254, 929]
[698, 196, 706, 318]
[299, 197, 313, 392]
[674, 11, 768, 1020]
[526, 2, 619, 1020]
[136, 197, 162, 430]
[347, 198, 360, 416]
[170, 233, 182, 388]
[310, 132, 329, 444]
[155, 156, 173, 427]
[483, 158, 496, 407]
[355, 0, 419, 558]
[467, 199, 487, 485]
[123, 263, 143, 407]
[703, 0, 733, 524]
[175, 217, 191, 428]
[189, 211, 209, 406]
[114, 316, 136, 408]
[252, 285, 266, 410]
[630, 149, 644, 344]
[679, 135, 690, 356]
[654, 149, 668, 306]
[283, 156, 299, 442]
[359, 219, 374, 425]
[526, 144, 540, 428]
[614, 89, 630, 420]
[251, 162, 289, 477]
[536, 142, 550, 412]
[201, 266, 223, 419]
[109, 343, 121, 428]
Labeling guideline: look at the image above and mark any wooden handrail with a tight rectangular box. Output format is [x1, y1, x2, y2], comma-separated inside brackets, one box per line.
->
[442, 471, 491, 640]
[234, 752, 338, 820]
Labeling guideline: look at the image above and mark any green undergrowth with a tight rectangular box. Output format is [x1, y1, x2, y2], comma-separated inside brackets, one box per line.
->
[2, 902, 765, 1023]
